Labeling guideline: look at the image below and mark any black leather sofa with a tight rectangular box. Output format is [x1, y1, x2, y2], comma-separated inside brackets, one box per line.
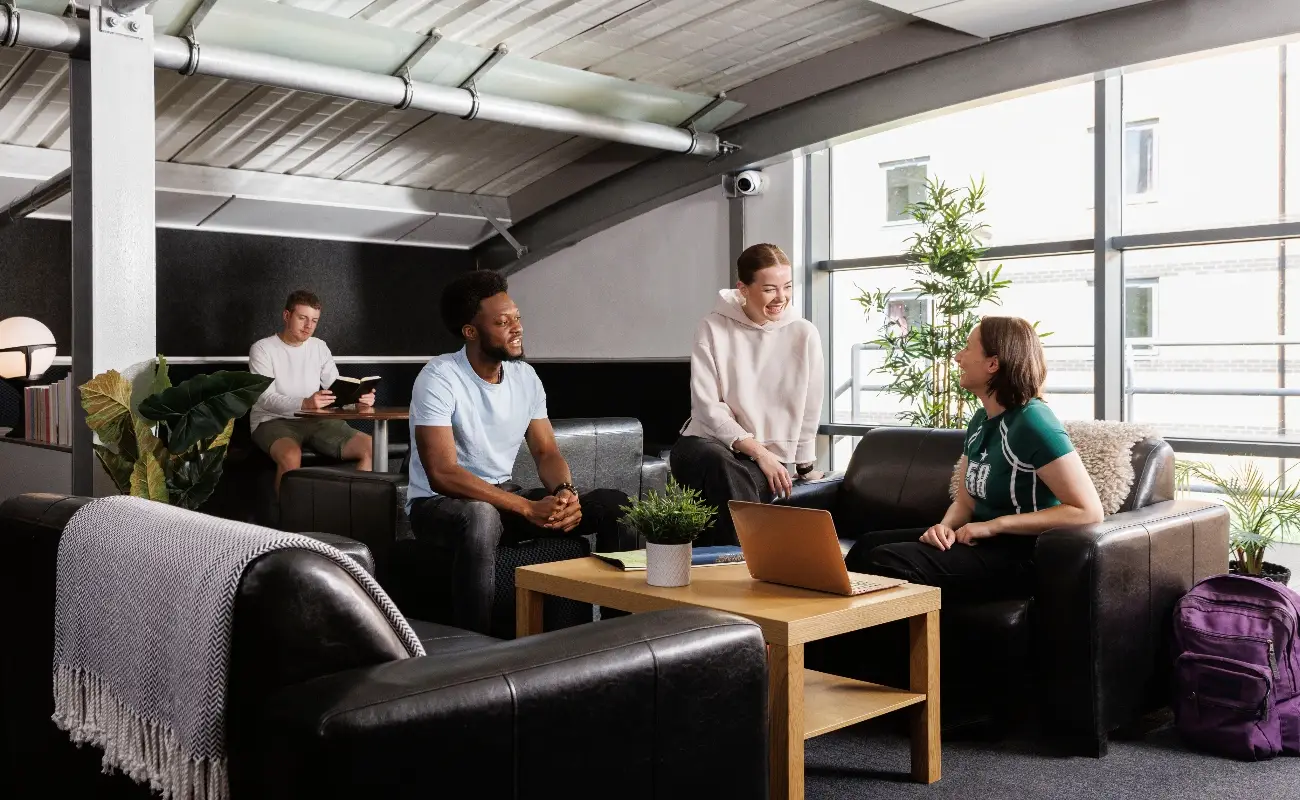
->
[0, 493, 768, 800]
[279, 417, 669, 637]
[785, 426, 1229, 756]
[201, 413, 410, 527]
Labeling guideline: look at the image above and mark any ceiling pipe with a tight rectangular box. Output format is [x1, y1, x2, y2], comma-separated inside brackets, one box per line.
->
[105, 0, 156, 15]
[0, 8, 734, 159]
[0, 168, 71, 230]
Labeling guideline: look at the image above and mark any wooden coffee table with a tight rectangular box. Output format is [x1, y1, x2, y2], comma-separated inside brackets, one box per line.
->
[515, 559, 941, 800]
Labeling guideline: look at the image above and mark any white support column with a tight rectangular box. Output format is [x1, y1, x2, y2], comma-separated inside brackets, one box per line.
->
[70, 4, 157, 495]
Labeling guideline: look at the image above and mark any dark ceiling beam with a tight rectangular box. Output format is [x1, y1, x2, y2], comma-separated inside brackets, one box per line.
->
[478, 0, 1300, 275]
[505, 22, 979, 224]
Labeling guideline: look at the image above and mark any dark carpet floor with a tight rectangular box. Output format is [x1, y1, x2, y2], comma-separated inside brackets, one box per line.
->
[805, 719, 1299, 800]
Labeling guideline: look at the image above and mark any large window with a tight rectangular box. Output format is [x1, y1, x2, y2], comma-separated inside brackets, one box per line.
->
[831, 80, 1095, 260]
[1121, 45, 1300, 234]
[830, 254, 1094, 429]
[818, 37, 1300, 470]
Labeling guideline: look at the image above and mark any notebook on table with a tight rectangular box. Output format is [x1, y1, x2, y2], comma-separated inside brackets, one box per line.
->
[593, 545, 745, 571]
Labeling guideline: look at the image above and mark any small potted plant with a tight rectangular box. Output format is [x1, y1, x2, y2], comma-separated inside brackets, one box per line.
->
[1176, 460, 1299, 585]
[619, 479, 716, 587]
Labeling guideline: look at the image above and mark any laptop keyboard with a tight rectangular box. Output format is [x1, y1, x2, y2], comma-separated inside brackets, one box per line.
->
[849, 577, 895, 594]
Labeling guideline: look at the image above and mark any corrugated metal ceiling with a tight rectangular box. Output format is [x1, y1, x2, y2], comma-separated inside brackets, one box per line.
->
[0, 0, 903, 197]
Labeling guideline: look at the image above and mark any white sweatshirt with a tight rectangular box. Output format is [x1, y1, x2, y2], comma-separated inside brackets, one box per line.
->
[681, 289, 824, 465]
[248, 335, 339, 431]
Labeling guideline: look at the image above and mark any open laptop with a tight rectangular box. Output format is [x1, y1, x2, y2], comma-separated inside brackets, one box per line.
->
[728, 501, 908, 596]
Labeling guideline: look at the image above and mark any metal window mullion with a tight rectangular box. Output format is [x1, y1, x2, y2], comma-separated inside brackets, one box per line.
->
[806, 150, 833, 467]
[1095, 74, 1124, 422]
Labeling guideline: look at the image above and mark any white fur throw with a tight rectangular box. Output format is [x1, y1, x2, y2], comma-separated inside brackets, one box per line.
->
[948, 419, 1160, 515]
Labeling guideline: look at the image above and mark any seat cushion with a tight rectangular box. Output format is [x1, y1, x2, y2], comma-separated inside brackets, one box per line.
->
[406, 619, 500, 657]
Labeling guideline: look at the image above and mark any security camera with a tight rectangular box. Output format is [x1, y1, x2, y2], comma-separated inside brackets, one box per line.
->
[725, 170, 767, 198]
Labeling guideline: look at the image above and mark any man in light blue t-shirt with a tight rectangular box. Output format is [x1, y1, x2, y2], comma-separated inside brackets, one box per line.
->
[407, 271, 632, 634]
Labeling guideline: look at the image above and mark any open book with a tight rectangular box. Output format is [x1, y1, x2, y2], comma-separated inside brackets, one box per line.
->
[593, 545, 745, 571]
[327, 375, 381, 408]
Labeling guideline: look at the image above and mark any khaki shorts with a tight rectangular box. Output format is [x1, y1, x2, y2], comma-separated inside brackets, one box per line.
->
[251, 417, 360, 460]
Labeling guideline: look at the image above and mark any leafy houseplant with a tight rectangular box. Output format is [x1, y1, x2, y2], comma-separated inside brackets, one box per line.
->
[619, 479, 717, 587]
[854, 177, 1014, 430]
[79, 356, 272, 510]
[1176, 459, 1299, 584]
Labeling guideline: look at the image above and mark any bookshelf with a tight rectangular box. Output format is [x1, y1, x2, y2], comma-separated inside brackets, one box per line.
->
[0, 435, 71, 498]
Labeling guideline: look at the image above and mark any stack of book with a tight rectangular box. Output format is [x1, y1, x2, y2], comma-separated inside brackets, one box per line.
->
[23, 375, 73, 445]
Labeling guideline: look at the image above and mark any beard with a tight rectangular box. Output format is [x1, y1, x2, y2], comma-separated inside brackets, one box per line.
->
[481, 341, 525, 362]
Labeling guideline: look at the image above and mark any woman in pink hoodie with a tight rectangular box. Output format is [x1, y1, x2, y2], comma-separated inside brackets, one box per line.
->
[671, 243, 825, 546]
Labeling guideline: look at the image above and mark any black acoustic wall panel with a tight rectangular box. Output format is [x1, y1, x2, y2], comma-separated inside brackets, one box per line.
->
[0, 219, 71, 346]
[155, 229, 472, 357]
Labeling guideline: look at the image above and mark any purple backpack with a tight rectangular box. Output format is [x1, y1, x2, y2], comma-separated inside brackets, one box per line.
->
[1172, 574, 1300, 760]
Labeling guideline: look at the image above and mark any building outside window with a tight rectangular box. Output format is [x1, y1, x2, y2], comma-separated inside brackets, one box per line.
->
[883, 158, 928, 222]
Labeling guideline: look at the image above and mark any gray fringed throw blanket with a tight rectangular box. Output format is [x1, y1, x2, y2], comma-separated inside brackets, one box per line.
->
[52, 496, 425, 800]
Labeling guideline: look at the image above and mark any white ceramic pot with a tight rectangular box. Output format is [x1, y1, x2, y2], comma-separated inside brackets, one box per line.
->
[646, 542, 692, 587]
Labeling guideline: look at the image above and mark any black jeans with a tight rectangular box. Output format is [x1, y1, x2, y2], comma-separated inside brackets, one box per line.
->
[669, 435, 775, 547]
[410, 486, 633, 634]
[844, 528, 1038, 604]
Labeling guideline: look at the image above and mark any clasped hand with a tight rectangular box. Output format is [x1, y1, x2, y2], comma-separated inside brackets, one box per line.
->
[525, 490, 582, 532]
[919, 520, 997, 550]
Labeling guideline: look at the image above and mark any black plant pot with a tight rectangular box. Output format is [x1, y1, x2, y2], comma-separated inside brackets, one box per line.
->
[1229, 560, 1293, 587]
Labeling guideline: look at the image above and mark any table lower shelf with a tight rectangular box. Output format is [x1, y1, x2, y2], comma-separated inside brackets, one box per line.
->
[803, 669, 925, 739]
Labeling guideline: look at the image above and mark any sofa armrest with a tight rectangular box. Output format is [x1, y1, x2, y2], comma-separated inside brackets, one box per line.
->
[776, 473, 843, 512]
[278, 467, 407, 580]
[1033, 499, 1229, 749]
[639, 454, 669, 498]
[248, 608, 768, 800]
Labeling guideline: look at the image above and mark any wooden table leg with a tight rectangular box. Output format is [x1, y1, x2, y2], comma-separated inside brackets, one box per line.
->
[515, 586, 544, 638]
[768, 642, 805, 800]
[909, 610, 941, 783]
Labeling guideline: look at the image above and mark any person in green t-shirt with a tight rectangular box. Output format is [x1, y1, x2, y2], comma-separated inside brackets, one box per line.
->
[844, 317, 1103, 602]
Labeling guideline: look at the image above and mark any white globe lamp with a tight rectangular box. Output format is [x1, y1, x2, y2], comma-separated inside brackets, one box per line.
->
[0, 316, 57, 380]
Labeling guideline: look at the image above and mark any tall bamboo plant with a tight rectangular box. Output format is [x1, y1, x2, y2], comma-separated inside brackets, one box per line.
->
[855, 177, 1011, 429]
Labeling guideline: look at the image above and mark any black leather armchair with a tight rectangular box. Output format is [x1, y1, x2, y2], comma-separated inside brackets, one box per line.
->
[788, 426, 1229, 755]
[0, 493, 768, 800]
[280, 418, 669, 637]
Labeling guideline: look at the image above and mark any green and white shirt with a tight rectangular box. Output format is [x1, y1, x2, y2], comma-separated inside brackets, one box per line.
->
[963, 399, 1074, 523]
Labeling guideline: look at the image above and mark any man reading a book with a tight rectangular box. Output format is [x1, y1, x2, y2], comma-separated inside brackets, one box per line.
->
[407, 271, 635, 634]
[249, 290, 375, 492]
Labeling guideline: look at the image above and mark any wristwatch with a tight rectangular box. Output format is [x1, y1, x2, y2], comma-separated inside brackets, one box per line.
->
[553, 482, 578, 497]
[796, 463, 816, 476]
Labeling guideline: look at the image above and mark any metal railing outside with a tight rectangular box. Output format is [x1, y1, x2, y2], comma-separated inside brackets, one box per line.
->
[839, 337, 1300, 423]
